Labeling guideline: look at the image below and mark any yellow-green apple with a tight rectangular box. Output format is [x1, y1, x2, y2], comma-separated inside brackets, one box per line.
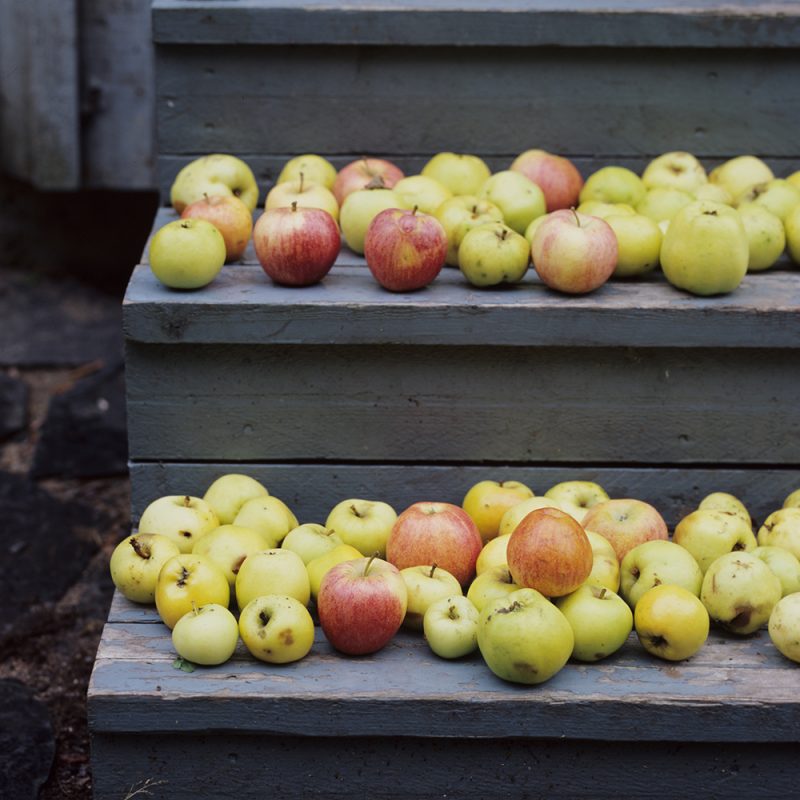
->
[544, 480, 609, 524]
[478, 170, 547, 234]
[737, 203, 785, 271]
[155, 553, 230, 629]
[281, 523, 343, 565]
[233, 495, 297, 548]
[386, 502, 483, 587]
[278, 154, 337, 190]
[434, 196, 504, 266]
[203, 474, 269, 526]
[325, 498, 397, 558]
[735, 178, 800, 221]
[575, 201, 636, 219]
[110, 533, 181, 604]
[392, 175, 453, 215]
[265, 174, 340, 222]
[757, 508, 800, 559]
[466, 564, 519, 612]
[506, 507, 593, 597]
[364, 208, 447, 292]
[340, 186, 405, 255]
[332, 157, 404, 205]
[709, 155, 774, 199]
[581, 499, 668, 562]
[192, 524, 269, 588]
[673, 509, 757, 573]
[170, 153, 259, 213]
[585, 529, 621, 592]
[423, 595, 480, 659]
[238, 594, 315, 663]
[306, 543, 364, 601]
[235, 548, 310, 609]
[475, 533, 511, 574]
[253, 203, 341, 286]
[510, 149, 584, 211]
[317, 556, 408, 654]
[642, 151, 707, 193]
[171, 603, 239, 665]
[634, 584, 709, 661]
[782, 203, 800, 263]
[697, 491, 751, 527]
[148, 219, 226, 290]
[421, 152, 491, 197]
[555, 584, 633, 662]
[660, 200, 749, 295]
[181, 194, 253, 262]
[477, 588, 574, 684]
[498, 496, 573, 536]
[457, 222, 530, 287]
[768, 593, 800, 663]
[605, 212, 662, 277]
[400, 564, 462, 629]
[138, 495, 220, 554]
[693, 183, 733, 204]
[524, 214, 549, 247]
[619, 540, 703, 609]
[635, 187, 694, 223]
[700, 551, 781, 634]
[752, 546, 800, 597]
[789, 170, 800, 190]
[579, 166, 646, 207]
[461, 479, 535, 544]
[784, 489, 800, 509]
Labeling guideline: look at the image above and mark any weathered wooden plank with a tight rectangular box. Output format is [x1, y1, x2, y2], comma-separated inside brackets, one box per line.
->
[152, 0, 800, 48]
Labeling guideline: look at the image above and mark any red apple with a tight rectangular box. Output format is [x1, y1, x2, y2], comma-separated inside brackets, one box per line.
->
[386, 502, 483, 587]
[506, 507, 593, 597]
[510, 149, 584, 211]
[333, 158, 405, 205]
[582, 498, 669, 562]
[317, 556, 408, 655]
[253, 202, 341, 286]
[181, 194, 253, 262]
[364, 207, 447, 292]
[531, 209, 618, 294]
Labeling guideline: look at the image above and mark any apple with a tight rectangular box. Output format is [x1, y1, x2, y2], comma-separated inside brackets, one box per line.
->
[581, 499, 668, 562]
[751, 546, 800, 597]
[769, 593, 800, 663]
[235, 548, 310, 610]
[575, 201, 636, 219]
[265, 174, 340, 222]
[605, 213, 662, 278]
[709, 155, 774, 199]
[324, 499, 398, 559]
[757, 508, 800, 559]
[281, 523, 344, 565]
[635, 187, 694, 223]
[277, 154, 337, 191]
[555, 584, 633, 662]
[478, 170, 547, 234]
[423, 595, 480, 659]
[510, 149, 584, 211]
[171, 603, 239, 666]
[306, 543, 364, 601]
[386, 502, 483, 587]
[148, 219, 226, 290]
[543, 480, 609, 524]
[233, 495, 297, 549]
[782, 203, 800, 264]
[531, 209, 618, 294]
[181, 194, 253, 263]
[392, 175, 453, 216]
[735, 178, 800, 222]
[170, 153, 259, 213]
[524, 214, 549, 247]
[400, 564, 462, 629]
[317, 556, 408, 655]
[634, 584, 709, 661]
[421, 152, 491, 197]
[619, 540, 703, 609]
[693, 183, 733, 204]
[673, 509, 757, 573]
[203, 474, 269, 526]
[434, 196, 504, 266]
[457, 222, 530, 287]
[579, 166, 646, 207]
[155, 553, 230, 630]
[477, 588, 574, 684]
[340, 186, 405, 255]
[642, 151, 707, 193]
[192, 524, 269, 588]
[238, 594, 315, 664]
[138, 495, 220, 554]
[475, 533, 511, 575]
[364, 207, 447, 292]
[585, 530, 621, 593]
[253, 203, 341, 287]
[789, 170, 800, 191]
[466, 564, 520, 612]
[461, 479, 535, 544]
[697, 491, 751, 527]
[700, 551, 781, 635]
[498, 495, 574, 537]
[784, 489, 800, 509]
[110, 533, 181, 604]
[332, 158, 405, 205]
[736, 204, 786, 272]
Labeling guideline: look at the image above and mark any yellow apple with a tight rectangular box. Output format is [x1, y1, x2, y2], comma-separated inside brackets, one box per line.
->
[634, 584, 709, 661]
[421, 152, 491, 196]
[235, 548, 310, 609]
[155, 553, 230, 629]
[265, 176, 339, 223]
[148, 218, 226, 290]
[171, 603, 239, 665]
[233, 495, 297, 548]
[138, 495, 219, 554]
[170, 153, 259, 213]
[709, 155, 774, 199]
[110, 533, 181, 604]
[238, 594, 315, 664]
[191, 524, 269, 588]
[203, 474, 269, 525]
[277, 154, 337, 190]
[393, 175, 452, 215]
[462, 479, 535, 543]
[475, 533, 511, 575]
[340, 187, 404, 254]
[401, 564, 462, 630]
[466, 564, 520, 612]
[478, 170, 547, 234]
[306, 543, 364, 600]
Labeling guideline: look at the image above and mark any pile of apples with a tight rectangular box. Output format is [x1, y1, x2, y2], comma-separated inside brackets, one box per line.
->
[149, 150, 800, 296]
[110, 473, 800, 684]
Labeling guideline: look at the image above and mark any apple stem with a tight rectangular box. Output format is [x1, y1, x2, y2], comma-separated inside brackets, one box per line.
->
[191, 601, 199, 617]
[298, 171, 305, 193]
[183, 496, 191, 508]
[411, 205, 418, 216]
[291, 200, 298, 212]
[429, 564, 437, 578]
[365, 175, 386, 190]
[448, 604, 459, 620]
[363, 554, 378, 577]
[349, 503, 363, 518]
[130, 536, 151, 560]
[570, 207, 581, 227]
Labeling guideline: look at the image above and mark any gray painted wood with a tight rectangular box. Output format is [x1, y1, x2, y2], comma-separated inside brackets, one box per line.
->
[152, 1, 800, 48]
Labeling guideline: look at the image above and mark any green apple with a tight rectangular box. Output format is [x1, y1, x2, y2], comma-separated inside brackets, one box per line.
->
[423, 595, 480, 659]
[736, 203, 786, 272]
[475, 533, 511, 575]
[421, 152, 491, 197]
[709, 155, 774, 199]
[619, 540, 703, 609]
[277, 154, 337, 191]
[697, 492, 751, 527]
[477, 588, 574, 684]
[155, 553, 230, 630]
[462, 479, 535, 544]
[673, 509, 757, 573]
[544, 480, 609, 524]
[340, 187, 404, 254]
[265, 175, 339, 222]
[478, 170, 547, 234]
[238, 594, 315, 664]
[700, 551, 781, 635]
[401, 565, 462, 630]
[751, 546, 800, 597]
[306, 543, 364, 601]
[171, 603, 239, 666]
[393, 175, 453, 216]
[457, 222, 530, 287]
[555, 584, 633, 662]
[784, 203, 800, 264]
[138, 495, 220, 554]
[735, 178, 800, 222]
[634, 584, 709, 661]
[642, 151, 707, 193]
[203, 474, 269, 525]
[466, 564, 520, 612]
[784, 489, 800, 509]
[149, 219, 226, 290]
[789, 170, 800, 191]
[325, 499, 398, 558]
[523, 213, 548, 247]
[660, 200, 749, 295]
[434, 196, 504, 266]
[585, 534, 621, 593]
[579, 166, 646, 207]
[757, 508, 800, 559]
[170, 153, 259, 213]
[605, 213, 662, 277]
[635, 187, 694, 223]
[575, 201, 636, 219]
[281, 523, 343, 565]
[192, 524, 269, 588]
[693, 183, 733, 204]
[498, 496, 572, 537]
[235, 547, 310, 609]
[110, 533, 181, 604]
[233, 495, 298, 548]
[768, 593, 800, 663]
